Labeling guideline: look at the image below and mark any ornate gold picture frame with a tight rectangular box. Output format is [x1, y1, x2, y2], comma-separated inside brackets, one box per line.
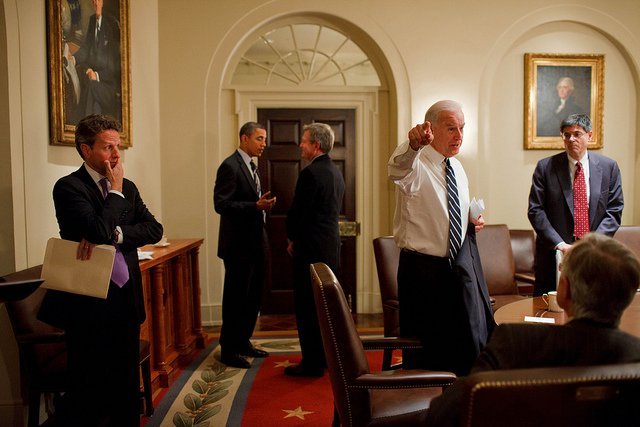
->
[47, 0, 131, 147]
[524, 53, 604, 150]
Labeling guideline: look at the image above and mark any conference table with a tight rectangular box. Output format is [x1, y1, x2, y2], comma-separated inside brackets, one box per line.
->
[493, 293, 640, 338]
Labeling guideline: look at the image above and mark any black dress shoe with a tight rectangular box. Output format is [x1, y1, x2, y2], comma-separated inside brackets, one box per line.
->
[241, 346, 269, 358]
[221, 353, 251, 369]
[284, 363, 324, 377]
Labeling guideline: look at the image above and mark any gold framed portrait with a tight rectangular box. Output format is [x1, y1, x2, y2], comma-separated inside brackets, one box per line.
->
[524, 53, 604, 150]
[47, 0, 131, 147]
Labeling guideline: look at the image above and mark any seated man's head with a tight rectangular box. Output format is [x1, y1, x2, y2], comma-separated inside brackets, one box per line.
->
[557, 233, 640, 326]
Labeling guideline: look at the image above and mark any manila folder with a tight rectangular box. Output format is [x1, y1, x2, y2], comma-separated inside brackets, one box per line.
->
[41, 237, 115, 299]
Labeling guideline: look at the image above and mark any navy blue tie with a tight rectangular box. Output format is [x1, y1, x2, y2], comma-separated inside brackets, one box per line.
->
[445, 159, 462, 262]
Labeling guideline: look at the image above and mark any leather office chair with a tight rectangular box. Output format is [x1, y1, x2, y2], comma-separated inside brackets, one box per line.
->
[614, 225, 640, 260]
[371, 236, 422, 370]
[310, 262, 456, 427]
[460, 363, 640, 426]
[476, 224, 527, 311]
[509, 229, 536, 295]
[2, 266, 154, 427]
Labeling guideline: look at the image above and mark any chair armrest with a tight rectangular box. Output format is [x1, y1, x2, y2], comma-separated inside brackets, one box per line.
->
[361, 336, 423, 351]
[16, 330, 66, 345]
[515, 273, 535, 284]
[353, 369, 456, 389]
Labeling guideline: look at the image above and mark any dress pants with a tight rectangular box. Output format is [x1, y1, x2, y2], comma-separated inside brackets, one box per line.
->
[397, 250, 476, 376]
[292, 256, 327, 370]
[62, 282, 141, 426]
[220, 252, 265, 355]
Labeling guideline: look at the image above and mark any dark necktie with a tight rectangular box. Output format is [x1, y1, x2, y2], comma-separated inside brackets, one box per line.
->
[445, 159, 462, 262]
[99, 178, 130, 287]
[573, 162, 589, 239]
[250, 161, 261, 196]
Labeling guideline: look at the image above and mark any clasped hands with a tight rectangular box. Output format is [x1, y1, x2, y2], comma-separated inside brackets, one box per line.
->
[256, 191, 276, 211]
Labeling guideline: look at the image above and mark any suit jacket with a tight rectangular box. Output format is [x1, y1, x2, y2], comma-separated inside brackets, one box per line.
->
[426, 319, 640, 426]
[74, 13, 120, 89]
[286, 154, 345, 269]
[39, 165, 163, 329]
[214, 150, 265, 261]
[454, 223, 496, 357]
[528, 152, 623, 290]
[536, 96, 585, 136]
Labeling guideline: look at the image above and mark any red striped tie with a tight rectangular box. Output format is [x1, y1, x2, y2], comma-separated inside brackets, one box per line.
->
[573, 162, 589, 239]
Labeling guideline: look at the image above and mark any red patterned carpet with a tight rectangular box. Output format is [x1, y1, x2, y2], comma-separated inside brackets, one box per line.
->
[143, 334, 384, 426]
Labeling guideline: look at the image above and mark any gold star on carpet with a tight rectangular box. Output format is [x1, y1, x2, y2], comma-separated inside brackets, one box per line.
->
[282, 406, 314, 420]
[274, 359, 296, 368]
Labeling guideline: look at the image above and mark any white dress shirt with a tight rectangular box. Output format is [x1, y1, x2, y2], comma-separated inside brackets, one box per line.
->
[388, 142, 470, 257]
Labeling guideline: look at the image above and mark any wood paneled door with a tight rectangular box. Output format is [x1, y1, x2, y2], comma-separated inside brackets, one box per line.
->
[257, 108, 356, 313]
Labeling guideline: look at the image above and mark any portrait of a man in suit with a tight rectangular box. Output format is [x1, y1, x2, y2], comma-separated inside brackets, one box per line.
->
[535, 67, 591, 137]
[62, 0, 122, 125]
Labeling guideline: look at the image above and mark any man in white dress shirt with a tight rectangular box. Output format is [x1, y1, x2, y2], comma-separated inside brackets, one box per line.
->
[388, 100, 494, 375]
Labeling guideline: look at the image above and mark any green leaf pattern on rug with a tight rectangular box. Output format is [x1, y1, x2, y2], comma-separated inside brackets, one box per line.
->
[259, 339, 300, 350]
[172, 361, 241, 427]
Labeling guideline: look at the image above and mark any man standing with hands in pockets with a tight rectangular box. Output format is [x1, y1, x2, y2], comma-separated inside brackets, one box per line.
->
[388, 100, 494, 376]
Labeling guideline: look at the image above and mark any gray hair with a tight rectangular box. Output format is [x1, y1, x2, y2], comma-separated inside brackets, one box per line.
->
[557, 77, 575, 90]
[561, 114, 592, 133]
[563, 233, 640, 326]
[303, 123, 334, 153]
[424, 100, 463, 124]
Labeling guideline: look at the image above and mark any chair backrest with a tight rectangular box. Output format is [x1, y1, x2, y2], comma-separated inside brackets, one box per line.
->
[372, 236, 400, 337]
[311, 262, 372, 426]
[3, 266, 66, 371]
[461, 363, 640, 427]
[476, 224, 517, 295]
[509, 229, 535, 277]
[613, 226, 640, 261]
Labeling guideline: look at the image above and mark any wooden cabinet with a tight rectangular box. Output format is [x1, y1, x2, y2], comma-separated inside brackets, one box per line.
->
[138, 238, 206, 390]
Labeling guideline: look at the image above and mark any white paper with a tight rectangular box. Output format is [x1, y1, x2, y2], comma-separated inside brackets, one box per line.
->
[41, 237, 115, 299]
[524, 316, 555, 324]
[470, 197, 485, 220]
[138, 250, 154, 260]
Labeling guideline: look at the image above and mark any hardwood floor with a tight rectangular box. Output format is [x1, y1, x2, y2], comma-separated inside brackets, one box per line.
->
[203, 313, 384, 334]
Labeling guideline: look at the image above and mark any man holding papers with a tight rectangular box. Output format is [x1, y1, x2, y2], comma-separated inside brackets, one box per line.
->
[39, 114, 162, 426]
[388, 100, 494, 376]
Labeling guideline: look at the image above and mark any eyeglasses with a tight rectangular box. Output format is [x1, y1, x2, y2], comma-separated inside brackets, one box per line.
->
[562, 131, 587, 140]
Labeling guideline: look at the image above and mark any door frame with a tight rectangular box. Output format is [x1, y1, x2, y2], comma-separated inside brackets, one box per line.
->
[233, 88, 388, 313]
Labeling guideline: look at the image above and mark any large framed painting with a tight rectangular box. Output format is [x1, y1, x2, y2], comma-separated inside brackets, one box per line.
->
[524, 53, 604, 150]
[47, 0, 131, 147]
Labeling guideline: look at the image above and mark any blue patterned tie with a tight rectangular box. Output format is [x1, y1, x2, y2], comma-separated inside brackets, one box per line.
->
[445, 159, 462, 262]
[99, 178, 130, 287]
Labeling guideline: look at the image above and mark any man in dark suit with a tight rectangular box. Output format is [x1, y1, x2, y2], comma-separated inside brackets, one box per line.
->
[38, 114, 162, 426]
[388, 100, 494, 376]
[67, 0, 121, 122]
[214, 122, 276, 369]
[285, 123, 345, 377]
[528, 114, 623, 295]
[426, 233, 640, 426]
